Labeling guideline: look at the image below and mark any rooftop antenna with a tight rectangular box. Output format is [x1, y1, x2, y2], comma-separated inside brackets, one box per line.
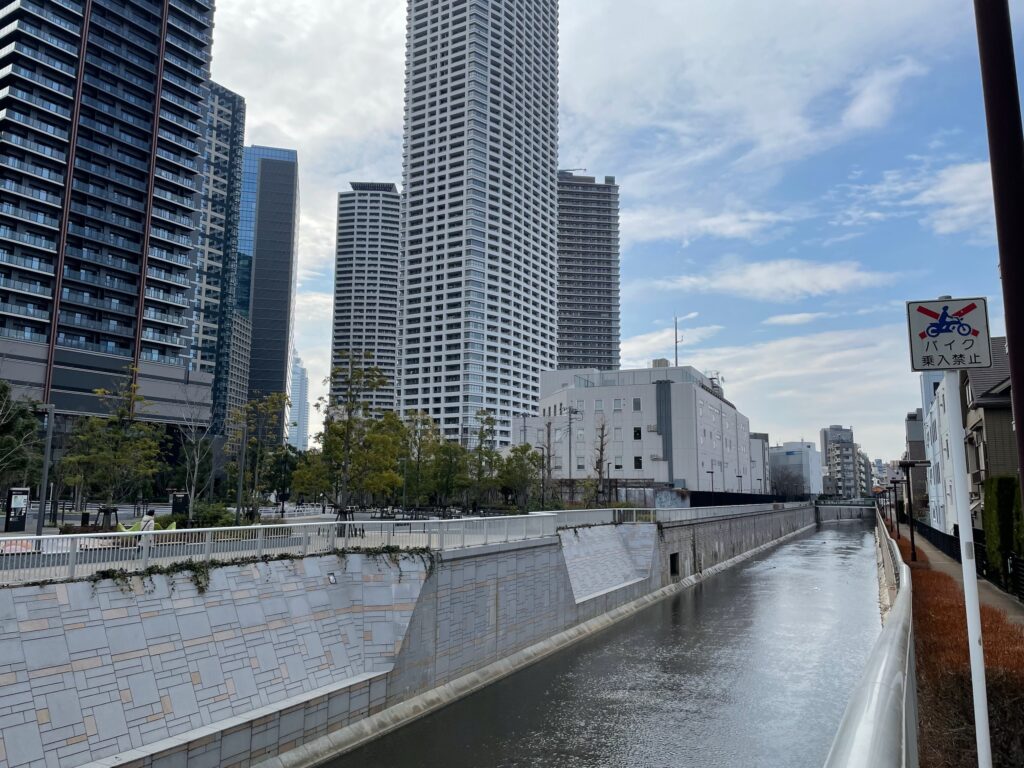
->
[674, 316, 682, 367]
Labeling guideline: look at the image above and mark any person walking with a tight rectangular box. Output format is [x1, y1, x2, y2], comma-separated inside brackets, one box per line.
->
[139, 509, 155, 532]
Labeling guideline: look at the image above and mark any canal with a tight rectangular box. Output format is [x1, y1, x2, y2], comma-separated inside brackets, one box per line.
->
[330, 522, 881, 768]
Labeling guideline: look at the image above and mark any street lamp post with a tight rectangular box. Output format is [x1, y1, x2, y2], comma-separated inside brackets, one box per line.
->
[399, 457, 408, 513]
[565, 406, 581, 503]
[706, 470, 714, 492]
[736, 474, 743, 493]
[35, 404, 54, 537]
[899, 459, 930, 563]
[890, 479, 901, 538]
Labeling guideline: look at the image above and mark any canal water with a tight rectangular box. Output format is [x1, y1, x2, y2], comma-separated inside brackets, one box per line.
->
[330, 523, 880, 768]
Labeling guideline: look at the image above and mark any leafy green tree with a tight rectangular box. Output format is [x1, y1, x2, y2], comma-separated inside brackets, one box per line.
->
[266, 444, 300, 514]
[499, 444, 541, 512]
[292, 449, 332, 509]
[0, 379, 38, 494]
[62, 379, 165, 508]
[320, 351, 387, 509]
[403, 411, 439, 507]
[353, 412, 405, 503]
[469, 410, 500, 508]
[429, 442, 469, 508]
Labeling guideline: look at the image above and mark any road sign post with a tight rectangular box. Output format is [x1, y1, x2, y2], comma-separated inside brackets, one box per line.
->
[907, 296, 992, 768]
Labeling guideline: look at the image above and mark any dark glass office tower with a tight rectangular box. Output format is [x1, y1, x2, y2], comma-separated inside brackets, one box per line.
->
[196, 81, 246, 433]
[557, 171, 621, 371]
[0, 0, 214, 421]
[240, 145, 297, 440]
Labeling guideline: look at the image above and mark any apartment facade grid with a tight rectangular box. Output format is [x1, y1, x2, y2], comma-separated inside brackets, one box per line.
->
[331, 182, 400, 414]
[397, 0, 560, 446]
[557, 171, 620, 371]
[0, 0, 215, 420]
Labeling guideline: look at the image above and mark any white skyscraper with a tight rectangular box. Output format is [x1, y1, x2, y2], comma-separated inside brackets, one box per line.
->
[288, 354, 309, 451]
[331, 183, 401, 413]
[398, 0, 560, 446]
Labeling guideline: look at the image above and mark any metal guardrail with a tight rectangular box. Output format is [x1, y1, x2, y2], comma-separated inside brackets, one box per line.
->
[823, 507, 918, 768]
[816, 498, 878, 507]
[554, 503, 808, 529]
[0, 514, 558, 587]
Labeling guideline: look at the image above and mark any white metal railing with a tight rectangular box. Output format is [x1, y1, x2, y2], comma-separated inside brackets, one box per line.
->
[823, 507, 918, 768]
[0, 514, 559, 587]
[553, 503, 808, 529]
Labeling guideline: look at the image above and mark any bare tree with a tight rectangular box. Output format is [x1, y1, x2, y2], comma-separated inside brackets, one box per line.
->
[178, 380, 214, 523]
[773, 466, 806, 498]
[0, 378, 37, 488]
[593, 418, 609, 504]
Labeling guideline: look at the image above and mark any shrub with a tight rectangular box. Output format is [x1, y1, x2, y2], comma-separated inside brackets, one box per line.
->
[983, 476, 1019, 582]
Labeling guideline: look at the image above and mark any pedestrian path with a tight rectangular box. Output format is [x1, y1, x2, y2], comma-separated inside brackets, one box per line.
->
[899, 522, 1024, 626]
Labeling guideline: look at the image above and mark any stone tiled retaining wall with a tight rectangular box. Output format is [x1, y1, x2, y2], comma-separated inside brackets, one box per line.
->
[0, 554, 427, 768]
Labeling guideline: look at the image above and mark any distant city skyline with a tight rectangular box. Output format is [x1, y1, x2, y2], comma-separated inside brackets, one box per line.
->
[209, 0, 1024, 459]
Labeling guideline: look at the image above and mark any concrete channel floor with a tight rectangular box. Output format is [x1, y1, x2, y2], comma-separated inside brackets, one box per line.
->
[897, 522, 1024, 627]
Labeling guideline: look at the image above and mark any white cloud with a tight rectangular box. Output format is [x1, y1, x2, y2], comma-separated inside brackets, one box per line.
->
[841, 58, 927, 131]
[620, 325, 725, 368]
[831, 159, 995, 241]
[621, 206, 794, 248]
[911, 162, 994, 237]
[630, 258, 894, 302]
[763, 312, 830, 326]
[681, 325, 921, 460]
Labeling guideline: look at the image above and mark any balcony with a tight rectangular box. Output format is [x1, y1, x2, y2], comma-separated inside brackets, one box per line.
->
[56, 334, 131, 357]
[60, 289, 134, 314]
[0, 324, 47, 343]
[0, 249, 53, 274]
[0, 178, 62, 207]
[0, 301, 48, 320]
[0, 225, 56, 252]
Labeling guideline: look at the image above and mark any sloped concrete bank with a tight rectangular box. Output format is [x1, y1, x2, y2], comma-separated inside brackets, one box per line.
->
[0, 506, 815, 768]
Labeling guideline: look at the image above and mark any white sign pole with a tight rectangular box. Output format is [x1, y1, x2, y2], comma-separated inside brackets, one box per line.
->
[943, 368, 993, 768]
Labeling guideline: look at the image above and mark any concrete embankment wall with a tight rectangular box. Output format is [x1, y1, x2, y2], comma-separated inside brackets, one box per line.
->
[0, 506, 815, 768]
[817, 505, 875, 523]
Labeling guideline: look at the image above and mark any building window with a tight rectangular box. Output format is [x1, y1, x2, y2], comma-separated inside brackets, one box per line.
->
[576, 399, 584, 412]
[614, 427, 622, 441]
[595, 399, 603, 411]
[634, 456, 643, 470]
[633, 426, 641, 440]
[632, 397, 641, 412]
[614, 456, 622, 470]
[576, 457, 584, 471]
[614, 398, 622, 411]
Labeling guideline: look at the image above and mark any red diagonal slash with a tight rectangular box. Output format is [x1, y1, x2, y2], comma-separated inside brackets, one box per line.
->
[917, 306, 941, 320]
[953, 302, 977, 318]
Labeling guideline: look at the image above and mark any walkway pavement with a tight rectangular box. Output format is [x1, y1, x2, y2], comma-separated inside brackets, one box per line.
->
[898, 522, 1024, 627]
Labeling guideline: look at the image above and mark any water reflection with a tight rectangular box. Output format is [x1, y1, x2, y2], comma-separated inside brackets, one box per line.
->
[330, 524, 879, 768]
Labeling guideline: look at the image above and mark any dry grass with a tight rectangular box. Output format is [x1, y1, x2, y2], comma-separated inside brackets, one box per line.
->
[896, 535, 1024, 767]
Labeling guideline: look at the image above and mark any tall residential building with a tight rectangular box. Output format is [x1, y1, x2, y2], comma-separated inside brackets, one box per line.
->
[196, 82, 247, 433]
[750, 431, 771, 495]
[287, 353, 309, 451]
[240, 146, 298, 441]
[331, 182, 400, 413]
[557, 171, 620, 370]
[821, 424, 857, 498]
[398, 0, 560, 446]
[0, 0, 214, 421]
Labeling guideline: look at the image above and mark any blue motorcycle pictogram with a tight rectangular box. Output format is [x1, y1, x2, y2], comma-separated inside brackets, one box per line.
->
[926, 305, 973, 338]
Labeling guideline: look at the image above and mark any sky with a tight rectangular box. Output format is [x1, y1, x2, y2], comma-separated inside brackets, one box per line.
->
[209, 0, 1024, 462]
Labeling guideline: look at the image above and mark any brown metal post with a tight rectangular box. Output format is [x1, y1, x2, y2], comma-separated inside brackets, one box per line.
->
[973, 1, 1024, 513]
[905, 471, 917, 562]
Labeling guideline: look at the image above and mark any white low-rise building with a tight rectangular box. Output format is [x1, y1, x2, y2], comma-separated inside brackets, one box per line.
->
[515, 367, 752, 492]
[768, 442, 823, 496]
[922, 372, 956, 534]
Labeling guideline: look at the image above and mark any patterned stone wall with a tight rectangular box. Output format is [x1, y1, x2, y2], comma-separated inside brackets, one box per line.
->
[0, 553, 426, 768]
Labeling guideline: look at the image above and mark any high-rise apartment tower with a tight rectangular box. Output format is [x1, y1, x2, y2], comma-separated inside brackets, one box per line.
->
[196, 82, 246, 433]
[331, 182, 400, 414]
[0, 0, 214, 421]
[398, 0, 560, 446]
[288, 352, 309, 451]
[557, 171, 620, 370]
